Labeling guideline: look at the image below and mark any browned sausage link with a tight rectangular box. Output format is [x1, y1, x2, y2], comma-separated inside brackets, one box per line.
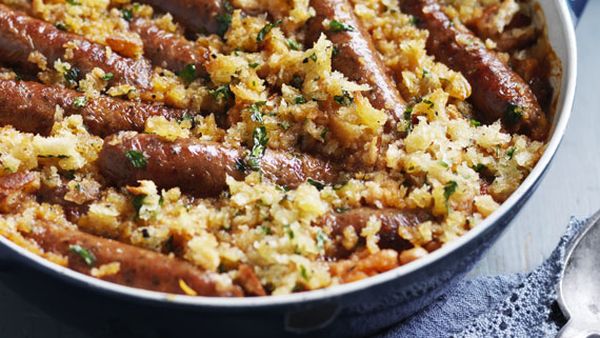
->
[400, 0, 548, 141]
[320, 207, 432, 259]
[137, 0, 224, 35]
[0, 171, 39, 213]
[130, 18, 210, 76]
[98, 133, 338, 197]
[306, 0, 406, 124]
[0, 4, 152, 89]
[0, 80, 189, 136]
[24, 222, 243, 296]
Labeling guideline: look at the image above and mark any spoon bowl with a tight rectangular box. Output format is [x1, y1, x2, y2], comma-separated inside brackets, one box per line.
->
[558, 210, 600, 337]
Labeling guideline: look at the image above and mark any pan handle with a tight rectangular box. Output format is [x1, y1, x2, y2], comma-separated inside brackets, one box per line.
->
[567, 0, 588, 26]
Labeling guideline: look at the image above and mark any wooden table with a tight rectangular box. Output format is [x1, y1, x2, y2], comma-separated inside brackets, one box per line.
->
[0, 3, 597, 336]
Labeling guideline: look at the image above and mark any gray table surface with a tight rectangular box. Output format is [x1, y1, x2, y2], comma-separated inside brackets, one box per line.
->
[0, 3, 598, 336]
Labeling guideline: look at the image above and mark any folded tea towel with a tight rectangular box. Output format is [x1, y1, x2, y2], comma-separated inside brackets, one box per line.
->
[379, 218, 585, 338]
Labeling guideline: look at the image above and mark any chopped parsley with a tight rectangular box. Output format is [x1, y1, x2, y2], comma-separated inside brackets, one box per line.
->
[249, 62, 260, 68]
[329, 20, 355, 32]
[261, 225, 272, 235]
[72, 96, 87, 109]
[248, 101, 266, 123]
[506, 147, 516, 160]
[316, 229, 327, 250]
[422, 99, 435, 108]
[235, 158, 248, 172]
[422, 69, 430, 78]
[332, 46, 340, 57]
[102, 72, 114, 81]
[216, 1, 233, 37]
[439, 161, 449, 168]
[444, 181, 458, 201]
[303, 53, 317, 63]
[64, 67, 81, 87]
[290, 74, 303, 89]
[55, 22, 69, 31]
[299, 265, 309, 280]
[131, 194, 146, 218]
[121, 8, 133, 21]
[287, 39, 302, 51]
[294, 96, 307, 105]
[66, 0, 80, 5]
[247, 126, 268, 170]
[505, 104, 523, 123]
[69, 244, 95, 266]
[307, 178, 325, 190]
[209, 85, 232, 101]
[177, 64, 197, 83]
[284, 224, 294, 239]
[472, 163, 486, 173]
[125, 150, 147, 169]
[257, 20, 282, 42]
[334, 91, 353, 106]
[470, 119, 481, 127]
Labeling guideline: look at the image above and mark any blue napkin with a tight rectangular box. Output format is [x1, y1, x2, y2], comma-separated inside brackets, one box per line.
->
[379, 218, 585, 338]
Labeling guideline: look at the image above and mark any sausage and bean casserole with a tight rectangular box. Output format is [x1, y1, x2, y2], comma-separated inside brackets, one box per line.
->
[0, 0, 559, 297]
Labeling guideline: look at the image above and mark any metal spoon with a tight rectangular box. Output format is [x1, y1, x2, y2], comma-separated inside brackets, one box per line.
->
[557, 210, 600, 337]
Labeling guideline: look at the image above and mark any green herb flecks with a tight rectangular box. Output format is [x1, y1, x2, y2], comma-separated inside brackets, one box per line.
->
[69, 244, 96, 266]
[299, 265, 309, 280]
[334, 90, 353, 106]
[131, 194, 146, 219]
[470, 119, 481, 127]
[444, 181, 458, 201]
[102, 72, 114, 81]
[294, 96, 307, 105]
[329, 20, 355, 32]
[64, 67, 81, 87]
[125, 150, 147, 169]
[249, 101, 267, 123]
[472, 163, 485, 173]
[257, 20, 282, 42]
[121, 8, 133, 21]
[216, 1, 233, 37]
[287, 39, 302, 51]
[506, 147, 516, 160]
[247, 126, 268, 170]
[72, 96, 87, 109]
[209, 85, 232, 102]
[316, 229, 327, 251]
[307, 178, 325, 190]
[177, 64, 197, 83]
[55, 22, 69, 31]
[505, 104, 524, 123]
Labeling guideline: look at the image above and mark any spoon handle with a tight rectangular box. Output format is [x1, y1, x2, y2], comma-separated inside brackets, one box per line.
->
[557, 320, 600, 338]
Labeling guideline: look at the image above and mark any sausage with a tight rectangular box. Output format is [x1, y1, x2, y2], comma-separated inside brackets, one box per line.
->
[98, 133, 338, 197]
[0, 4, 152, 89]
[136, 0, 224, 35]
[235, 264, 266, 297]
[0, 171, 39, 213]
[0, 80, 189, 136]
[24, 222, 244, 296]
[321, 207, 432, 259]
[306, 0, 406, 124]
[130, 18, 210, 77]
[400, 0, 548, 140]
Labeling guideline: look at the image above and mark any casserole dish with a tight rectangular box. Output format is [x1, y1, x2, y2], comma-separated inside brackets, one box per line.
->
[0, 0, 584, 336]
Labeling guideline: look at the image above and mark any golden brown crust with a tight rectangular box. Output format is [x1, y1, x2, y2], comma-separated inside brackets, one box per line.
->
[400, 0, 548, 140]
